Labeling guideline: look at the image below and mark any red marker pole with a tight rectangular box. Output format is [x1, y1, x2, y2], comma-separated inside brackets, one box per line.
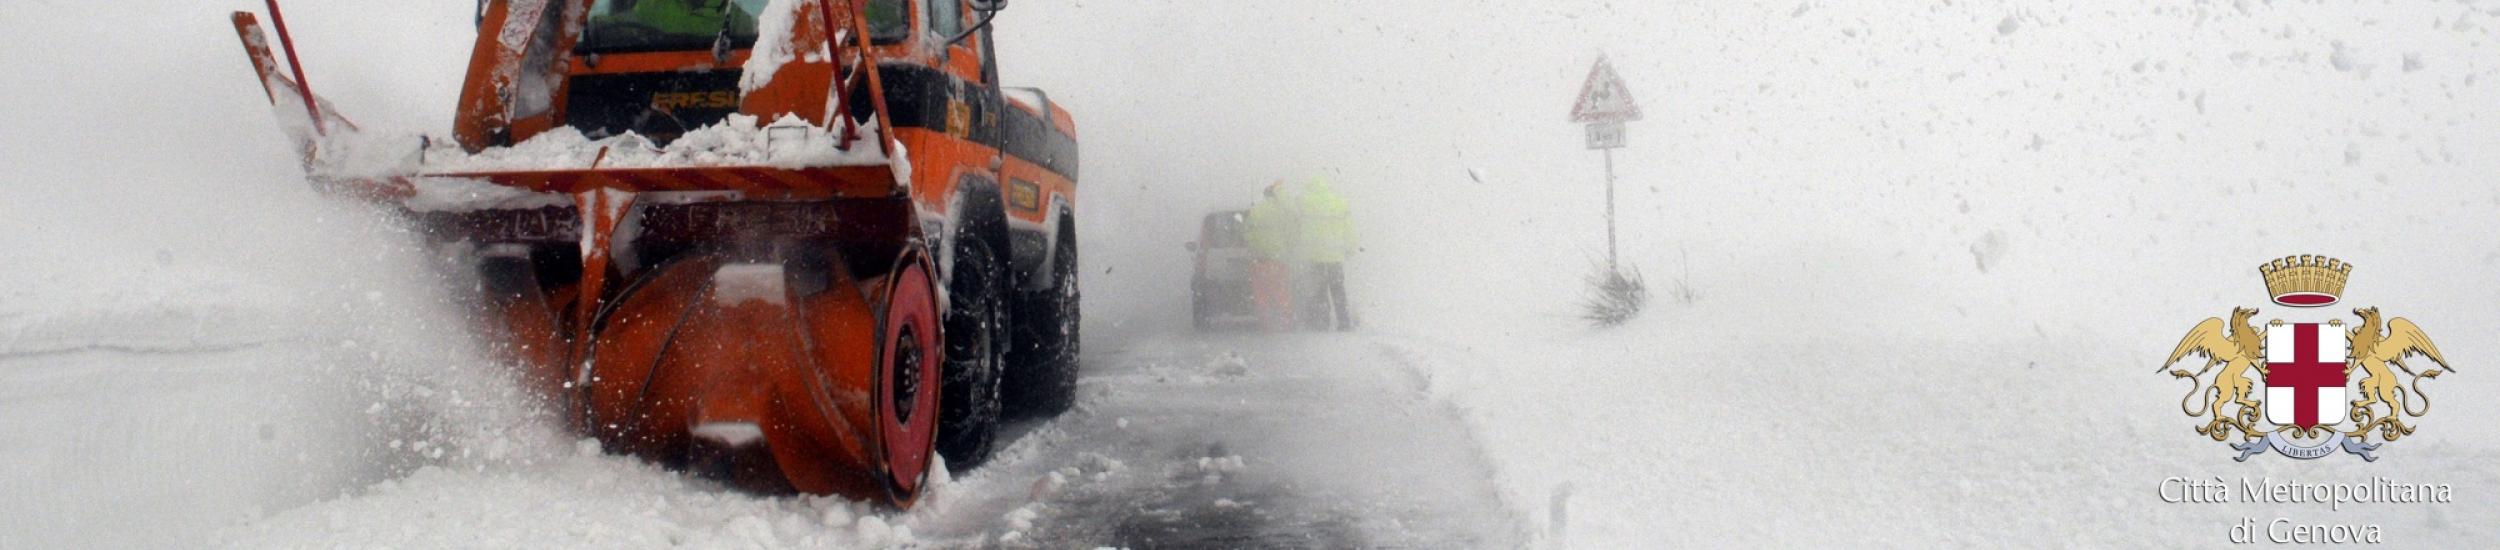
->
[264, 0, 325, 135]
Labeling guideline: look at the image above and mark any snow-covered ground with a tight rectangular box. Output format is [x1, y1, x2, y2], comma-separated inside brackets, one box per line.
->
[1313, 2, 2500, 547]
[7, 0, 2500, 548]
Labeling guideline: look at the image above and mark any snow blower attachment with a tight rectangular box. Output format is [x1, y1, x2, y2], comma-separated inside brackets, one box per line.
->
[229, 0, 1082, 507]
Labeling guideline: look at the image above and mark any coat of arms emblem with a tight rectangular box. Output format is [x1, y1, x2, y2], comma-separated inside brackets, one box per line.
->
[2159, 255, 2457, 461]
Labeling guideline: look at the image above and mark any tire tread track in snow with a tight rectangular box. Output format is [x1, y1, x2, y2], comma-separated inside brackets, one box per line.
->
[903, 331, 1527, 548]
[0, 340, 281, 363]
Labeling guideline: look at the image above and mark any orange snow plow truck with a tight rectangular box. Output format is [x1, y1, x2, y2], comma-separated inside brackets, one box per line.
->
[228, 0, 1079, 506]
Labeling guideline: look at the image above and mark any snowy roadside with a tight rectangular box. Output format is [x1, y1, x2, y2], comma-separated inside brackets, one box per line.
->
[1367, 295, 2500, 548]
[1351, 222, 2500, 548]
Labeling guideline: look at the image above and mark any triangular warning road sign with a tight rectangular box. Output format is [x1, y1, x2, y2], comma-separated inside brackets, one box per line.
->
[1570, 56, 1642, 123]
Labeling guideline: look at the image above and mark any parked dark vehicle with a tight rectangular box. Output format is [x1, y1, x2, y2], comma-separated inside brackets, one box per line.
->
[1188, 210, 1254, 329]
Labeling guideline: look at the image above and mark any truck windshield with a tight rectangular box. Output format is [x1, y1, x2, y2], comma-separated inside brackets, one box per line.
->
[578, 0, 910, 53]
[1204, 212, 1248, 248]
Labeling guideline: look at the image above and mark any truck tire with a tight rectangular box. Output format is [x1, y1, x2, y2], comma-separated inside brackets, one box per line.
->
[937, 236, 1006, 469]
[1007, 223, 1080, 417]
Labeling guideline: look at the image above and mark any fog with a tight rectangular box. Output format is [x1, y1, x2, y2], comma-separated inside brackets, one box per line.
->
[994, 0, 1627, 338]
[5, 0, 2499, 546]
[994, 0, 2500, 341]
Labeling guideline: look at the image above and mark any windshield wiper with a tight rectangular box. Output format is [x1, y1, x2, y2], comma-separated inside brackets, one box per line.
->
[709, 1, 737, 63]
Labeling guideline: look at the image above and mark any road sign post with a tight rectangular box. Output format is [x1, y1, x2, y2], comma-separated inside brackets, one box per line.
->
[1570, 56, 1640, 271]
[1603, 146, 1617, 270]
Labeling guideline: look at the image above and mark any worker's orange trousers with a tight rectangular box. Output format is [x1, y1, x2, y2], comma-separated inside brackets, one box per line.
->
[1250, 260, 1295, 332]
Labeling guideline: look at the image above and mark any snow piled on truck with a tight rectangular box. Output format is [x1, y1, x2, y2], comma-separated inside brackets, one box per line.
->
[417, 114, 894, 174]
[738, 0, 809, 94]
[302, 114, 895, 184]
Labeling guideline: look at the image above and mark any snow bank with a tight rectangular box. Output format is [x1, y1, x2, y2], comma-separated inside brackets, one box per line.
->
[0, 169, 561, 549]
[0, 2, 557, 547]
[220, 441, 922, 548]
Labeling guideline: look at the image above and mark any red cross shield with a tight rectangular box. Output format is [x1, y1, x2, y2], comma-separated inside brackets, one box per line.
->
[2263, 323, 2350, 430]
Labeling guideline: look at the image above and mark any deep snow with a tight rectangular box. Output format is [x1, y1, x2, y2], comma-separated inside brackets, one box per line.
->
[5, 0, 2500, 548]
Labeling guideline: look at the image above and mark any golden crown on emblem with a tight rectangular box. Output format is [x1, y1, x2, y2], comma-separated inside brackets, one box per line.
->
[2258, 255, 2350, 308]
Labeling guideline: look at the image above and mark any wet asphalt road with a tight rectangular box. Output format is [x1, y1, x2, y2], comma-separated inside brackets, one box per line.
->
[914, 330, 1526, 549]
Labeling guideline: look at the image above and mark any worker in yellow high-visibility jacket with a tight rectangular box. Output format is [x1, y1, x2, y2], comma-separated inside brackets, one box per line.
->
[1245, 181, 1299, 332]
[1296, 176, 1356, 331]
